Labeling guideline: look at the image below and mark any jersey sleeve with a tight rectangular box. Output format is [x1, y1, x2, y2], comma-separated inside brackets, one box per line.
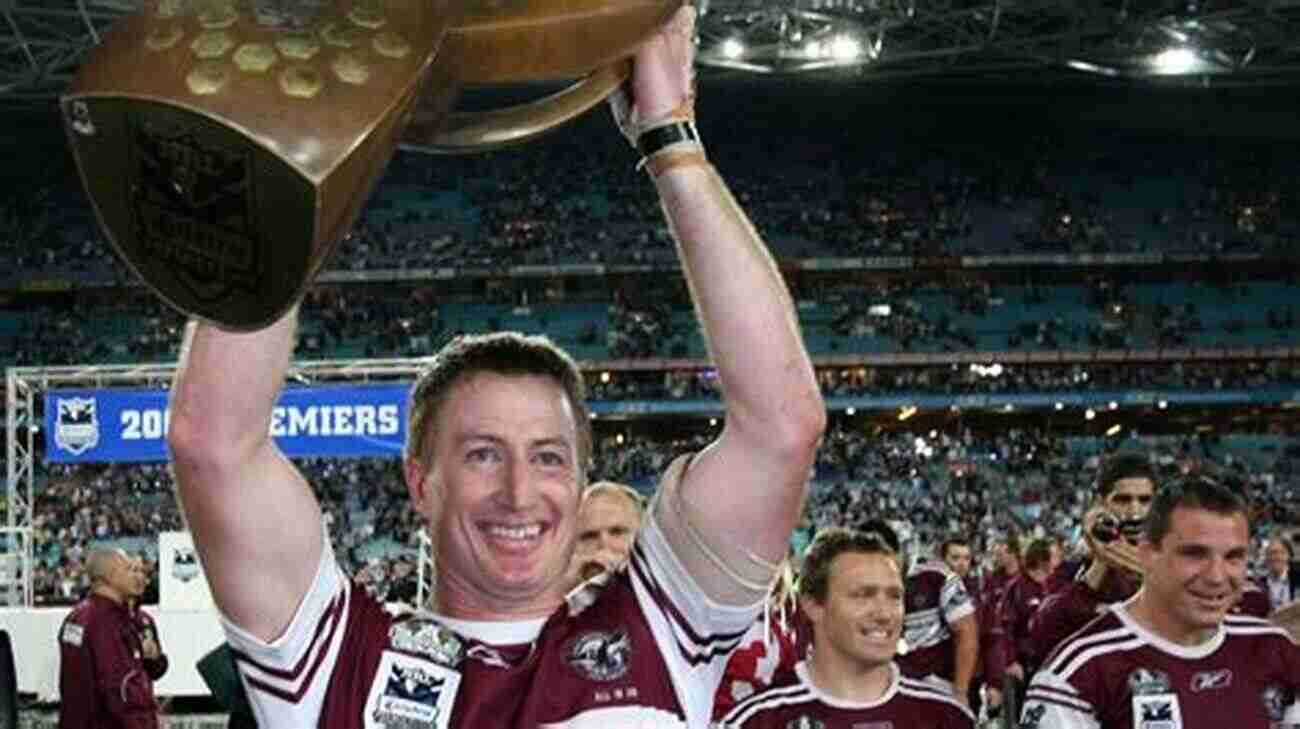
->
[940, 574, 976, 625]
[1020, 665, 1100, 729]
[631, 456, 765, 729]
[220, 533, 351, 729]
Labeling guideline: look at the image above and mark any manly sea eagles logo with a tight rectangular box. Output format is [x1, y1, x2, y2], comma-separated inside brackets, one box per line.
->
[785, 716, 825, 729]
[1260, 684, 1286, 722]
[566, 629, 631, 682]
[172, 546, 199, 583]
[54, 397, 99, 455]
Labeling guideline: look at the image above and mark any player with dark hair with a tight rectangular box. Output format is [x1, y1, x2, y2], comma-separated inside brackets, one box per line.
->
[717, 528, 973, 729]
[985, 537, 1053, 713]
[1028, 452, 1154, 662]
[897, 536, 979, 709]
[165, 8, 826, 728]
[1020, 476, 1300, 729]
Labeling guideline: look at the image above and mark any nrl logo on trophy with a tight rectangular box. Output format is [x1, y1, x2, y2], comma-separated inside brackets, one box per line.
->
[131, 120, 260, 305]
[55, 397, 100, 456]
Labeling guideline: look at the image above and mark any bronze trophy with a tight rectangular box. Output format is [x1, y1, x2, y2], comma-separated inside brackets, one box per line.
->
[62, 0, 682, 330]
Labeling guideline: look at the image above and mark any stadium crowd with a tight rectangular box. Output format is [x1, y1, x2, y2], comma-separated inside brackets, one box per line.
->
[26, 427, 1299, 607]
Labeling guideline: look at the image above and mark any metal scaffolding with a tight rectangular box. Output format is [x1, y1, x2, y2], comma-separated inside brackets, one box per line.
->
[3, 356, 430, 607]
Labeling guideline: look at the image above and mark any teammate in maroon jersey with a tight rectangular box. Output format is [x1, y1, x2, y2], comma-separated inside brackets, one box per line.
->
[165, 7, 826, 729]
[985, 536, 1052, 715]
[1029, 453, 1154, 663]
[1020, 476, 1300, 729]
[898, 538, 979, 709]
[717, 528, 973, 729]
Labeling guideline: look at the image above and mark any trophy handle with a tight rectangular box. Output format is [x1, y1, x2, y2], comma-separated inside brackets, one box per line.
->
[400, 60, 630, 155]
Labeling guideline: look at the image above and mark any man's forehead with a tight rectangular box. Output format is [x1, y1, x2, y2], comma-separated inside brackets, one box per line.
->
[580, 493, 639, 522]
[1165, 507, 1249, 545]
[1109, 477, 1155, 497]
[833, 551, 902, 583]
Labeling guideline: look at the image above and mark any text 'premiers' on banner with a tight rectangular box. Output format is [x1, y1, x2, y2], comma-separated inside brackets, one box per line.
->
[45, 385, 410, 463]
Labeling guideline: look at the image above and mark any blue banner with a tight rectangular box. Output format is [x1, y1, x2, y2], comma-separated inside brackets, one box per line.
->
[45, 385, 411, 463]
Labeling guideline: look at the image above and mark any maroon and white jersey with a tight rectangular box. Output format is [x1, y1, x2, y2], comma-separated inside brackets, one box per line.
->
[898, 561, 976, 681]
[986, 574, 1047, 682]
[1029, 566, 1139, 666]
[713, 605, 802, 720]
[716, 661, 974, 729]
[222, 502, 756, 729]
[1020, 602, 1300, 729]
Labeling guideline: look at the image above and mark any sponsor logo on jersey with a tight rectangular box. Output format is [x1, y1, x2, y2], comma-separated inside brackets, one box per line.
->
[55, 397, 99, 455]
[785, 716, 825, 729]
[1019, 703, 1046, 729]
[389, 618, 465, 668]
[1132, 693, 1182, 729]
[365, 652, 461, 729]
[566, 629, 631, 682]
[1128, 668, 1172, 696]
[1189, 669, 1232, 692]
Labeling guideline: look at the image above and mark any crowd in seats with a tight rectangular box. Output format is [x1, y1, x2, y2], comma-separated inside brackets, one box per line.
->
[26, 428, 1299, 606]
[5, 102, 1298, 287]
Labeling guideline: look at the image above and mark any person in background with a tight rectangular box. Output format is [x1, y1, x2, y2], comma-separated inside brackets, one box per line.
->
[898, 536, 979, 709]
[717, 528, 972, 729]
[1020, 476, 1300, 729]
[1029, 452, 1154, 662]
[58, 548, 166, 729]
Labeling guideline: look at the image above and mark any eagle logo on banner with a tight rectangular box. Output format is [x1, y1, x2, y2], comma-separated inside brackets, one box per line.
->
[172, 546, 199, 583]
[54, 397, 100, 456]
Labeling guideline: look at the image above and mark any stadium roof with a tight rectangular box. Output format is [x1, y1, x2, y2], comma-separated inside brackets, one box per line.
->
[4, 0, 1300, 107]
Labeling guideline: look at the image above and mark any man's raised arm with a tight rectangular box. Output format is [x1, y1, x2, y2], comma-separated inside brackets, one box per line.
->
[167, 310, 324, 641]
[625, 9, 825, 605]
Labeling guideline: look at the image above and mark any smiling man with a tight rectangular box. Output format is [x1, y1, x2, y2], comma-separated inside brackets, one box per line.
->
[165, 7, 825, 729]
[1020, 476, 1300, 729]
[717, 528, 973, 729]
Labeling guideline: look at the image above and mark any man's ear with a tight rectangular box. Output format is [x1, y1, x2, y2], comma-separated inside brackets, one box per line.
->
[404, 458, 432, 512]
[799, 594, 824, 627]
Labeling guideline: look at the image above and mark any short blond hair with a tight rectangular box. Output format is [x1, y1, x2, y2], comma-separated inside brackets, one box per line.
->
[405, 332, 592, 475]
[581, 481, 645, 518]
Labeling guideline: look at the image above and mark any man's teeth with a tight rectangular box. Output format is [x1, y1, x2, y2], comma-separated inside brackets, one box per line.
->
[487, 524, 542, 539]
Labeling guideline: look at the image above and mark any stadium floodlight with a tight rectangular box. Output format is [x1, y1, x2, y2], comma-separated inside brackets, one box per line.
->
[829, 34, 862, 61]
[1150, 47, 1199, 74]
